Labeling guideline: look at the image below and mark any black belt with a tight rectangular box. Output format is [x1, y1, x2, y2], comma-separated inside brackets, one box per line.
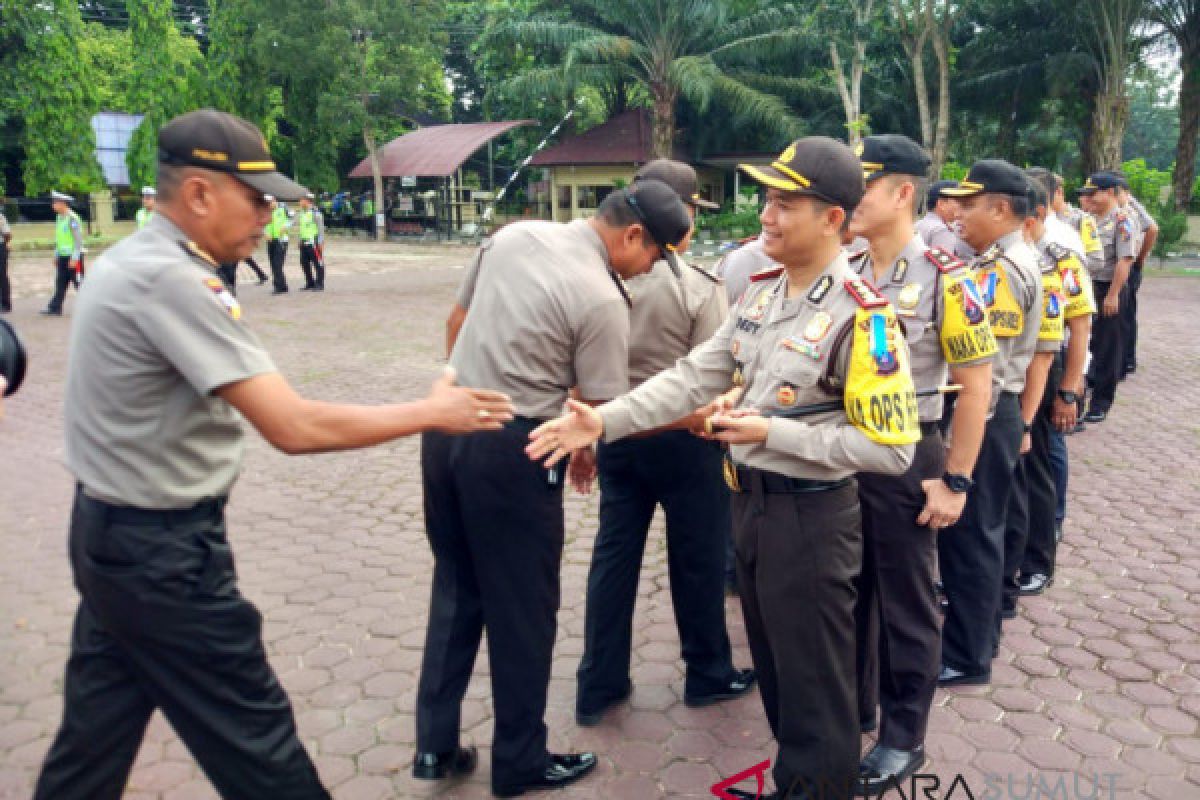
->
[77, 485, 226, 527]
[732, 465, 851, 494]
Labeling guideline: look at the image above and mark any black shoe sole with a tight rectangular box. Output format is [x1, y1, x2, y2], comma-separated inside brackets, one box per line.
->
[411, 746, 477, 781]
[938, 671, 991, 687]
[493, 759, 597, 797]
[856, 754, 929, 796]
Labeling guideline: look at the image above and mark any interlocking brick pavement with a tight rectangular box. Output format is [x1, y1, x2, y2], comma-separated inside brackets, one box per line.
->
[1, 241, 1197, 799]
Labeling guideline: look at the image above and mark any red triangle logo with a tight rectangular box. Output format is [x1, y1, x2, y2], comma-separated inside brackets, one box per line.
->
[710, 759, 771, 800]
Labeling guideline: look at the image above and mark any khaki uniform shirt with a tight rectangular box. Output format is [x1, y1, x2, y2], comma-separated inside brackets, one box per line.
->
[1060, 205, 1105, 277]
[1092, 207, 1137, 282]
[65, 214, 277, 508]
[916, 211, 974, 260]
[715, 237, 775, 305]
[850, 235, 996, 421]
[972, 231, 1043, 400]
[1124, 197, 1155, 256]
[600, 252, 916, 481]
[626, 259, 726, 387]
[453, 219, 630, 418]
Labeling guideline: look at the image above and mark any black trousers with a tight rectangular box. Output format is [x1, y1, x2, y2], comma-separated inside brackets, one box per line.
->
[48, 254, 82, 312]
[1087, 280, 1124, 414]
[855, 427, 944, 751]
[242, 257, 268, 282]
[1121, 265, 1142, 371]
[0, 242, 10, 311]
[417, 423, 565, 790]
[734, 472, 860, 799]
[267, 239, 288, 291]
[299, 242, 323, 289]
[938, 391, 1022, 675]
[34, 489, 328, 800]
[577, 432, 735, 712]
[1014, 356, 1063, 589]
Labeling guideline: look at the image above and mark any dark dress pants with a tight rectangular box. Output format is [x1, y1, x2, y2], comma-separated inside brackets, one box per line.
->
[416, 422, 564, 791]
[1017, 356, 1063, 583]
[1087, 281, 1124, 414]
[734, 472, 860, 800]
[938, 391, 1022, 675]
[577, 432, 735, 713]
[299, 243, 323, 289]
[268, 239, 288, 291]
[216, 264, 238, 296]
[47, 255, 78, 312]
[1121, 264, 1142, 371]
[34, 489, 328, 800]
[0, 242, 10, 311]
[855, 427, 944, 751]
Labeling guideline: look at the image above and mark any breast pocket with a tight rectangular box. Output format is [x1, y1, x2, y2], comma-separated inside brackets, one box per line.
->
[762, 348, 825, 412]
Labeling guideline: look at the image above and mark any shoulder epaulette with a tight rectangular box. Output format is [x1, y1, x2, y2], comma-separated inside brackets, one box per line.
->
[750, 266, 784, 283]
[179, 240, 218, 268]
[847, 248, 868, 263]
[1044, 241, 1070, 261]
[844, 277, 889, 309]
[924, 246, 965, 274]
[687, 262, 721, 283]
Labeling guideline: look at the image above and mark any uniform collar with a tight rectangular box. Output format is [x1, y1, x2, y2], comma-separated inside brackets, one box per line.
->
[994, 229, 1025, 253]
[149, 212, 220, 272]
[570, 219, 611, 266]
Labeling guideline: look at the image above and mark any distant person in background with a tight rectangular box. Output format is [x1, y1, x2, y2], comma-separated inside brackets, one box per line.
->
[0, 196, 11, 313]
[916, 180, 974, 260]
[41, 191, 85, 316]
[136, 187, 156, 230]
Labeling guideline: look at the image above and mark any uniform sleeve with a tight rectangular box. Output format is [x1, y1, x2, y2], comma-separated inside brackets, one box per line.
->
[455, 245, 487, 310]
[1115, 217, 1137, 260]
[137, 265, 277, 395]
[689, 282, 729, 348]
[936, 270, 997, 367]
[926, 226, 960, 255]
[764, 419, 914, 475]
[573, 296, 630, 403]
[1080, 216, 1102, 256]
[70, 217, 84, 259]
[600, 314, 737, 440]
[1133, 199, 1157, 230]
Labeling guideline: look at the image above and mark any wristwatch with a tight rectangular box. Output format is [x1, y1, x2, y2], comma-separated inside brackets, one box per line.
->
[1057, 389, 1079, 404]
[1022, 421, 1033, 434]
[941, 471, 974, 494]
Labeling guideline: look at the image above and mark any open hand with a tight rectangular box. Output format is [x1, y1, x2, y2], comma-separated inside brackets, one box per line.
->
[1102, 292, 1120, 317]
[526, 399, 604, 466]
[426, 367, 515, 433]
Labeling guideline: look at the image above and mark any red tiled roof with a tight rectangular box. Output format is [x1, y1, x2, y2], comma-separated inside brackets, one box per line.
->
[530, 109, 685, 166]
[348, 120, 535, 178]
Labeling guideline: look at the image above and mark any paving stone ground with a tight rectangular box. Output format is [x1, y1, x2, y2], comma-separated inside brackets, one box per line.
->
[1, 239, 1198, 800]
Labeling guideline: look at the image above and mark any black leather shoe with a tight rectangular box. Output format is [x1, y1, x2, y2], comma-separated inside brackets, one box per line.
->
[575, 684, 631, 727]
[411, 745, 477, 780]
[1082, 409, 1106, 424]
[1019, 573, 1052, 595]
[857, 744, 926, 795]
[684, 668, 757, 707]
[39, 308, 62, 316]
[1001, 605, 1017, 620]
[257, 277, 269, 285]
[300, 285, 316, 291]
[937, 665, 990, 687]
[493, 752, 597, 797]
[271, 289, 288, 295]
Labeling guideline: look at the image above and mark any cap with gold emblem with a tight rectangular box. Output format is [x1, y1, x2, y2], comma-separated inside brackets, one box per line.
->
[634, 159, 720, 210]
[858, 134, 932, 183]
[739, 137, 864, 212]
[941, 159, 1029, 199]
[157, 109, 307, 201]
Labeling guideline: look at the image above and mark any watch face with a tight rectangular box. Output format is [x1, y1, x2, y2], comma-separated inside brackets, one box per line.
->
[1058, 390, 1078, 403]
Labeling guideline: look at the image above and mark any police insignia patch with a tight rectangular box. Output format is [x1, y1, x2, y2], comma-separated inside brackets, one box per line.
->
[897, 283, 921, 310]
[804, 311, 832, 342]
[892, 258, 909, 284]
[777, 384, 797, 406]
[203, 277, 242, 320]
[783, 337, 821, 359]
[807, 275, 834, 304]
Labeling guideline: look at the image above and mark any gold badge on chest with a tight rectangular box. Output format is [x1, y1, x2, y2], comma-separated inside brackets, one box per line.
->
[804, 311, 832, 342]
[897, 282, 922, 310]
[776, 384, 797, 407]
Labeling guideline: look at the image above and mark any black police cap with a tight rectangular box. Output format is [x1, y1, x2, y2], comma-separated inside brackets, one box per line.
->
[739, 136, 864, 212]
[928, 180, 958, 208]
[1080, 171, 1122, 194]
[942, 159, 1030, 199]
[158, 109, 308, 201]
[635, 159, 720, 210]
[622, 179, 693, 277]
[0, 318, 27, 397]
[858, 134, 931, 182]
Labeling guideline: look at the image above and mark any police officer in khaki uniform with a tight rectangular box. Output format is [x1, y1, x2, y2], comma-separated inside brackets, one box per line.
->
[936, 160, 1043, 686]
[415, 180, 690, 798]
[33, 109, 516, 800]
[528, 137, 920, 800]
[716, 234, 775, 305]
[1079, 172, 1135, 423]
[573, 160, 755, 728]
[916, 180, 974, 260]
[1013, 170, 1095, 596]
[999, 179, 1064, 623]
[846, 135, 998, 791]
[1113, 173, 1158, 377]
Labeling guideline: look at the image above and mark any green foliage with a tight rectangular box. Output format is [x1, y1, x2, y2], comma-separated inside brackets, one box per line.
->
[696, 206, 762, 235]
[939, 161, 969, 181]
[1121, 158, 1188, 254]
[80, 24, 134, 110]
[125, 0, 203, 189]
[5, 0, 106, 195]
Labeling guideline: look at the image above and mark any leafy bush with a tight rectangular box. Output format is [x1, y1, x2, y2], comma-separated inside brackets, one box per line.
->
[1122, 159, 1186, 256]
[696, 206, 761, 237]
[940, 161, 969, 181]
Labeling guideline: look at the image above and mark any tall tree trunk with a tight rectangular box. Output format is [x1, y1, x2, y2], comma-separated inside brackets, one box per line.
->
[830, 41, 865, 146]
[651, 85, 678, 158]
[364, 125, 384, 241]
[1086, 81, 1130, 172]
[928, 7, 951, 178]
[904, 38, 933, 155]
[1173, 46, 1200, 209]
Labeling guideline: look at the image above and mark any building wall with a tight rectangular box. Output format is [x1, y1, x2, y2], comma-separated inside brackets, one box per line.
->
[545, 165, 726, 222]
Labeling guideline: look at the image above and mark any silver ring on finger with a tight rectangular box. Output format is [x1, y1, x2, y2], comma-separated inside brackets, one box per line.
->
[477, 409, 490, 420]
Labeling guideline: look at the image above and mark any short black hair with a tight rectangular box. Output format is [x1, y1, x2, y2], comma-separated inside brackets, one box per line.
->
[985, 192, 1028, 219]
[1024, 167, 1056, 204]
[595, 188, 640, 228]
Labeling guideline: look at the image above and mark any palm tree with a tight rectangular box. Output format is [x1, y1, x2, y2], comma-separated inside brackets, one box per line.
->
[1146, 0, 1200, 207]
[490, 0, 814, 157]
